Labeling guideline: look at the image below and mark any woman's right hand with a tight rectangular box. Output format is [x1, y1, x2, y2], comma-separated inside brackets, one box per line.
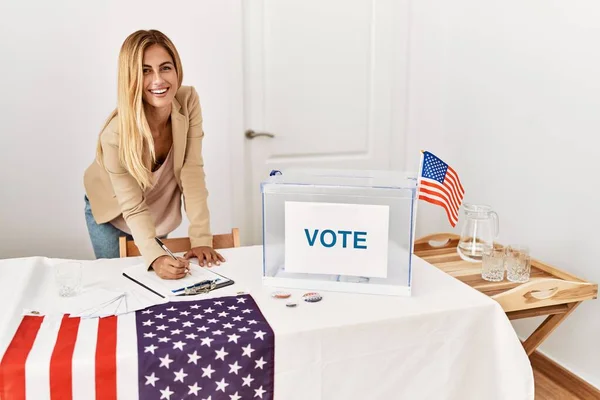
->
[151, 255, 190, 279]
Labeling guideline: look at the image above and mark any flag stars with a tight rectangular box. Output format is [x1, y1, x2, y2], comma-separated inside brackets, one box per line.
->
[187, 350, 201, 364]
[215, 347, 229, 361]
[173, 340, 186, 351]
[254, 330, 267, 340]
[138, 297, 273, 399]
[145, 372, 159, 387]
[215, 378, 229, 392]
[173, 368, 188, 383]
[229, 361, 242, 375]
[242, 374, 254, 387]
[242, 344, 255, 358]
[228, 333, 241, 343]
[422, 153, 448, 182]
[159, 354, 173, 369]
[159, 386, 174, 400]
[144, 344, 158, 354]
[188, 382, 202, 395]
[255, 357, 267, 369]
[142, 309, 153, 314]
[201, 364, 215, 379]
[255, 386, 267, 398]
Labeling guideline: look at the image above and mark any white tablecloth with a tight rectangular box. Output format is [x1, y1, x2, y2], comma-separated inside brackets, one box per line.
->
[0, 246, 534, 400]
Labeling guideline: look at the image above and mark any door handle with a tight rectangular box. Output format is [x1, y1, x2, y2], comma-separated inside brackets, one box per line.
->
[245, 129, 275, 139]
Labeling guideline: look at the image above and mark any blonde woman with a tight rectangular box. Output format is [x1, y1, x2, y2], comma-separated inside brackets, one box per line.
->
[83, 30, 224, 279]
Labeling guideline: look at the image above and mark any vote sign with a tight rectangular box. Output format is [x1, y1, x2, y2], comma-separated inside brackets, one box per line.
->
[284, 201, 390, 278]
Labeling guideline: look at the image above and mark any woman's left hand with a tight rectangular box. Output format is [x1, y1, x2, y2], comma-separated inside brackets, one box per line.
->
[184, 246, 226, 267]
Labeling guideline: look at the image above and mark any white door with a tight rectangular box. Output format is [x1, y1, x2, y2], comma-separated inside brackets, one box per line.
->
[237, 0, 410, 245]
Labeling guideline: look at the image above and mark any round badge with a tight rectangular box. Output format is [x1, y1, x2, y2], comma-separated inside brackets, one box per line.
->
[285, 302, 298, 308]
[302, 292, 323, 303]
[271, 291, 292, 299]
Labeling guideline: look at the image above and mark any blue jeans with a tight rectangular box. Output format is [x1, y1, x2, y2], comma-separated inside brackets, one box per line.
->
[84, 195, 132, 259]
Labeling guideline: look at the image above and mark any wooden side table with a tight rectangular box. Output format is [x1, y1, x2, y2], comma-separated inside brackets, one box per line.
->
[414, 233, 598, 356]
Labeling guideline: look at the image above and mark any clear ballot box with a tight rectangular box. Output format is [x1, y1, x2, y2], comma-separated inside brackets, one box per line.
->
[261, 168, 417, 296]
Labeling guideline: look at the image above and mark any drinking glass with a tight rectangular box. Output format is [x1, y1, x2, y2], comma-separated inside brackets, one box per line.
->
[505, 245, 531, 283]
[55, 262, 82, 297]
[481, 244, 505, 282]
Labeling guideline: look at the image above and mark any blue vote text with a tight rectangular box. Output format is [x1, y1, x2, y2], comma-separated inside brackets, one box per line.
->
[304, 229, 367, 249]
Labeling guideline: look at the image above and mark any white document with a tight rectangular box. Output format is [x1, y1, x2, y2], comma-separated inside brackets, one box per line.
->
[49, 287, 167, 319]
[122, 262, 232, 298]
[284, 201, 390, 278]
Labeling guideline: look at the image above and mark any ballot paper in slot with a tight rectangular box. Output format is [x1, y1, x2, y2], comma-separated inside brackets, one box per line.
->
[122, 262, 235, 298]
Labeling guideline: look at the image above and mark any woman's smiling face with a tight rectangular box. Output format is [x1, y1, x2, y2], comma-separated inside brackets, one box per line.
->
[141, 44, 178, 109]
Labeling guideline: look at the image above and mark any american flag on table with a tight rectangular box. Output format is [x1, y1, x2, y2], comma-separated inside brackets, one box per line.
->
[0, 294, 275, 400]
[418, 151, 465, 227]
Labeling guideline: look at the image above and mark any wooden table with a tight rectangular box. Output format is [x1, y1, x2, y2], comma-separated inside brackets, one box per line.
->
[414, 233, 598, 356]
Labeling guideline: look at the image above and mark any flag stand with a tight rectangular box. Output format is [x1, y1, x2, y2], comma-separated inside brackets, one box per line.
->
[410, 150, 426, 255]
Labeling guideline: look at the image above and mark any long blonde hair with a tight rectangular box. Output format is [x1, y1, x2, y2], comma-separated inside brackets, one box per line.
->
[96, 30, 183, 190]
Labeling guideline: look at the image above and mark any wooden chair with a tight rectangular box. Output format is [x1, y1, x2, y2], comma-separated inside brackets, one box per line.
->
[118, 228, 240, 258]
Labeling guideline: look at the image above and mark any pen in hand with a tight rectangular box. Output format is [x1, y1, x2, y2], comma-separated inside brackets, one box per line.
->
[155, 237, 191, 276]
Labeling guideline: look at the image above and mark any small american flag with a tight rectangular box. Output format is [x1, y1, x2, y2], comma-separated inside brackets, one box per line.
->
[0, 295, 275, 400]
[418, 151, 465, 227]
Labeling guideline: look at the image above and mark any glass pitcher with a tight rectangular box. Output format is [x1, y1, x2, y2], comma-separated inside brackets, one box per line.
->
[457, 203, 499, 263]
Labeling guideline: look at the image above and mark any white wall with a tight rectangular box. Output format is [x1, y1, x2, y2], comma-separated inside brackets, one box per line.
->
[0, 0, 242, 259]
[406, 0, 600, 389]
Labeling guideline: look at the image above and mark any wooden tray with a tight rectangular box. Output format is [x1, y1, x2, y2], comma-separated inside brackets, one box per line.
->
[414, 233, 598, 314]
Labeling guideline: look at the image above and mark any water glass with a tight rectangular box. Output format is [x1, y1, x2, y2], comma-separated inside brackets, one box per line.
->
[505, 245, 531, 283]
[481, 244, 505, 282]
[55, 262, 82, 297]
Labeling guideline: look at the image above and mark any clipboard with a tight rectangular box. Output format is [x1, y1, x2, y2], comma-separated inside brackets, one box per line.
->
[122, 262, 235, 298]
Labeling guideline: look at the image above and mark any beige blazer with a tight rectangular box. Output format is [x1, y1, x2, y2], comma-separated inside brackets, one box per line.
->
[83, 86, 212, 266]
